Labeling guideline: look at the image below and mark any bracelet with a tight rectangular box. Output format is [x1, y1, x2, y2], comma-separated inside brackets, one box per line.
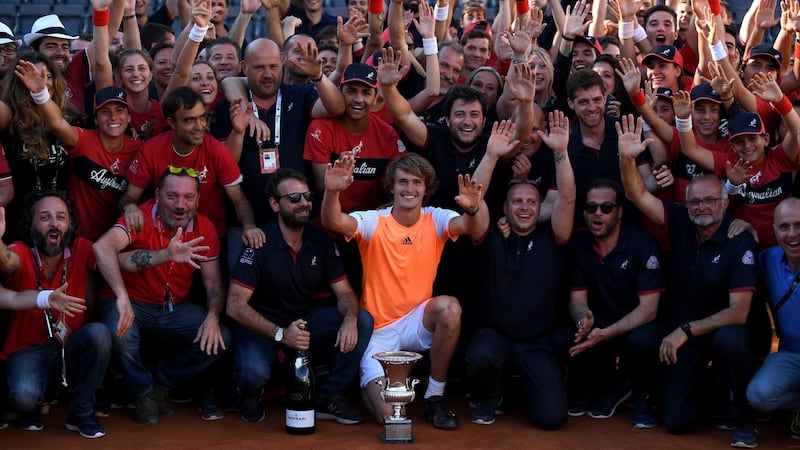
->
[725, 179, 746, 195]
[629, 90, 647, 107]
[710, 40, 727, 62]
[515, 0, 530, 14]
[511, 56, 527, 64]
[310, 74, 323, 82]
[93, 8, 110, 27]
[369, 0, 383, 14]
[37, 290, 54, 309]
[434, 5, 449, 21]
[189, 24, 209, 43]
[633, 25, 647, 43]
[618, 21, 634, 39]
[422, 37, 438, 56]
[30, 89, 50, 105]
[675, 116, 692, 132]
[123, 14, 137, 20]
[720, 96, 733, 102]
[561, 34, 575, 42]
[465, 205, 480, 216]
[775, 95, 793, 115]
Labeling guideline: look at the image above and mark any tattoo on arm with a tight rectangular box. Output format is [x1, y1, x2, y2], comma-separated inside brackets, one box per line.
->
[554, 153, 567, 163]
[130, 250, 153, 269]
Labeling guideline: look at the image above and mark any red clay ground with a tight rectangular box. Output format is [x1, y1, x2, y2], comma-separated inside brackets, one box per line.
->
[2, 395, 796, 449]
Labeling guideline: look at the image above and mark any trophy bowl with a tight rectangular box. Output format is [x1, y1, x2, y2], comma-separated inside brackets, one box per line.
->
[373, 351, 423, 443]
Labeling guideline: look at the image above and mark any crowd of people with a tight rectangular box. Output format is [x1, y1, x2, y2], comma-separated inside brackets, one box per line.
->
[0, 0, 799, 447]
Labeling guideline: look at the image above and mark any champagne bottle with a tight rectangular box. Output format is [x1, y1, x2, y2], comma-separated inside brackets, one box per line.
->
[285, 322, 315, 435]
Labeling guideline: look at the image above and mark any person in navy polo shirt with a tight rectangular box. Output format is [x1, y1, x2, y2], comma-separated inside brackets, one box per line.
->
[226, 168, 372, 425]
[618, 115, 759, 448]
[566, 179, 665, 428]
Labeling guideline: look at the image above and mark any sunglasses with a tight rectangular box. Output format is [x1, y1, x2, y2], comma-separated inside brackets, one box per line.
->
[167, 165, 199, 178]
[583, 202, 617, 214]
[278, 191, 314, 203]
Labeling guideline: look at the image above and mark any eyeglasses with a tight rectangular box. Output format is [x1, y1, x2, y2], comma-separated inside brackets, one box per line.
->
[0, 45, 16, 56]
[583, 202, 618, 214]
[686, 197, 722, 208]
[167, 165, 199, 178]
[278, 191, 314, 203]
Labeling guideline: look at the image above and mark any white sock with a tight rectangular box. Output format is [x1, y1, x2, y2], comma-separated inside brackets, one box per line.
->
[424, 377, 446, 399]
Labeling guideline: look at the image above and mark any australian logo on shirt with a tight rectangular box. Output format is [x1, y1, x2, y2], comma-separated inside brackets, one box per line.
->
[89, 168, 128, 192]
[742, 175, 790, 205]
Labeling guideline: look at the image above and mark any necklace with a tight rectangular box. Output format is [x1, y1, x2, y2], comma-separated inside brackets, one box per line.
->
[172, 141, 196, 157]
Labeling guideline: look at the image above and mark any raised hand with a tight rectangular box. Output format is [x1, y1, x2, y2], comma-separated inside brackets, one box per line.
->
[672, 89, 693, 119]
[510, 16, 534, 57]
[505, 63, 535, 103]
[529, 6, 546, 40]
[616, 114, 653, 159]
[756, 0, 781, 28]
[291, 40, 323, 80]
[192, 0, 213, 27]
[486, 120, 520, 159]
[325, 154, 355, 192]
[47, 283, 87, 318]
[725, 158, 754, 186]
[454, 174, 482, 214]
[240, 0, 262, 15]
[615, 57, 642, 94]
[749, 72, 783, 103]
[413, 1, 436, 39]
[538, 110, 570, 154]
[14, 60, 48, 95]
[166, 228, 211, 269]
[90, 0, 112, 11]
[707, 62, 735, 98]
[377, 47, 406, 87]
[338, 13, 369, 46]
[563, 0, 592, 39]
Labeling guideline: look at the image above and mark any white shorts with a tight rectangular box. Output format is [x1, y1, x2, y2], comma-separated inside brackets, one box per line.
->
[360, 299, 434, 388]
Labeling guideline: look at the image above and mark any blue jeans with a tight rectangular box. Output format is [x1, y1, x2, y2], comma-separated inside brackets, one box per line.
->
[233, 307, 373, 397]
[747, 350, 800, 413]
[6, 323, 111, 417]
[101, 298, 232, 398]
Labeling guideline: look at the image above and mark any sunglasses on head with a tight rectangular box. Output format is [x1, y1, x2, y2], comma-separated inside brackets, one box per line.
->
[167, 164, 199, 178]
[583, 202, 617, 214]
[278, 191, 314, 203]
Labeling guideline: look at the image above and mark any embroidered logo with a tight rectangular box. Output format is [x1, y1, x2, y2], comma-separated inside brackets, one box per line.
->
[749, 170, 762, 185]
[712, 254, 721, 264]
[197, 166, 209, 184]
[468, 158, 476, 169]
[351, 140, 363, 157]
[239, 247, 255, 265]
[646, 255, 660, 269]
[749, 118, 757, 128]
[397, 140, 407, 153]
[311, 256, 317, 266]
[287, 102, 294, 112]
[742, 250, 754, 265]
[620, 259, 629, 270]
[402, 236, 413, 245]
[527, 241, 533, 251]
[110, 158, 121, 174]
[311, 128, 322, 143]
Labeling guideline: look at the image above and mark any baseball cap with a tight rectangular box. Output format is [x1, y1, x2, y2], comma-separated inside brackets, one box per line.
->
[727, 112, 765, 139]
[94, 86, 128, 111]
[745, 45, 782, 69]
[341, 63, 378, 89]
[690, 83, 722, 104]
[575, 35, 604, 56]
[655, 87, 674, 101]
[643, 45, 684, 69]
[24, 15, 78, 47]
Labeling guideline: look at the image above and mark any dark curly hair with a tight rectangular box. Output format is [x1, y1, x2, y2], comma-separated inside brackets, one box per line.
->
[18, 189, 79, 252]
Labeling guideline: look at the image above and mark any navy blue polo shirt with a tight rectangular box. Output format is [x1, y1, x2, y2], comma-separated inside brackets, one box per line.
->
[413, 126, 489, 210]
[569, 225, 665, 328]
[230, 221, 347, 327]
[477, 225, 567, 343]
[664, 202, 757, 326]
[288, 5, 339, 41]
[211, 83, 318, 226]
[484, 144, 556, 220]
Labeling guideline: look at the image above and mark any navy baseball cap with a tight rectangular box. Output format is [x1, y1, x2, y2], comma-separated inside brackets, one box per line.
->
[690, 83, 722, 104]
[745, 45, 782, 69]
[643, 45, 684, 69]
[727, 112, 766, 139]
[94, 86, 128, 111]
[341, 63, 378, 89]
[575, 35, 603, 56]
[655, 87, 674, 101]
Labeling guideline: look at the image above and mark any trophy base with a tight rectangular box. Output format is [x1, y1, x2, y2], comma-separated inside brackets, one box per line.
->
[380, 418, 414, 444]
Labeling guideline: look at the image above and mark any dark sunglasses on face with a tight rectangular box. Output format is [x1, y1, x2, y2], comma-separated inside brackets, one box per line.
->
[278, 191, 314, 203]
[583, 202, 617, 214]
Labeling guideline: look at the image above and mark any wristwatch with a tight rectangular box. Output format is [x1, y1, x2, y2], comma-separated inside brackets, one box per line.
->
[274, 327, 284, 342]
[680, 322, 694, 338]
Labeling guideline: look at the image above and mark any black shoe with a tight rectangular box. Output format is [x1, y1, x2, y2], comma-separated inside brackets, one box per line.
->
[315, 394, 363, 425]
[135, 392, 159, 424]
[152, 385, 175, 416]
[199, 390, 224, 421]
[588, 385, 631, 419]
[240, 394, 265, 423]
[424, 396, 459, 430]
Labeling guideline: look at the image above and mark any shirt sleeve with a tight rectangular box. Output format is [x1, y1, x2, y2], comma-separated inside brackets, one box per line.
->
[304, 119, 333, 163]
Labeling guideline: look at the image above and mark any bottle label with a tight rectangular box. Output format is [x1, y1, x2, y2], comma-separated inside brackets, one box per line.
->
[286, 409, 315, 428]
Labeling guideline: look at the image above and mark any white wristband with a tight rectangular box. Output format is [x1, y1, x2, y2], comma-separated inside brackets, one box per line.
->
[725, 179, 745, 195]
[30, 89, 50, 105]
[37, 290, 53, 309]
[642, 120, 652, 133]
[618, 21, 635, 39]
[633, 25, 647, 43]
[434, 5, 449, 21]
[710, 40, 727, 61]
[675, 116, 692, 132]
[422, 37, 438, 55]
[189, 24, 209, 43]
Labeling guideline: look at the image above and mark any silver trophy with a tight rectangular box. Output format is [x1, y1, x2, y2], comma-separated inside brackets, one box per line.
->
[373, 351, 423, 444]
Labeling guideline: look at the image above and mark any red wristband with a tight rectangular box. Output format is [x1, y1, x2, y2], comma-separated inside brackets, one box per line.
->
[516, 0, 530, 14]
[629, 90, 647, 108]
[775, 95, 793, 115]
[93, 8, 110, 27]
[369, 0, 382, 14]
[794, 42, 800, 61]
[709, 0, 721, 15]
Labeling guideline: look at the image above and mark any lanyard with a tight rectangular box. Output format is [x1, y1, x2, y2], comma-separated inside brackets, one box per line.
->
[31, 247, 69, 387]
[156, 215, 176, 312]
[249, 89, 281, 147]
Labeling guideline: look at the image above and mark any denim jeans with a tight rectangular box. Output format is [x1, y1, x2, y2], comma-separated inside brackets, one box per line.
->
[6, 323, 111, 417]
[101, 297, 232, 398]
[233, 307, 373, 397]
[747, 350, 800, 413]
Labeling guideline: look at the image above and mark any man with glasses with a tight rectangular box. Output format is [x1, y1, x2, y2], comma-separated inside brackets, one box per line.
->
[566, 179, 664, 428]
[226, 168, 372, 424]
[618, 115, 759, 448]
[0, 21, 16, 86]
[94, 165, 232, 425]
